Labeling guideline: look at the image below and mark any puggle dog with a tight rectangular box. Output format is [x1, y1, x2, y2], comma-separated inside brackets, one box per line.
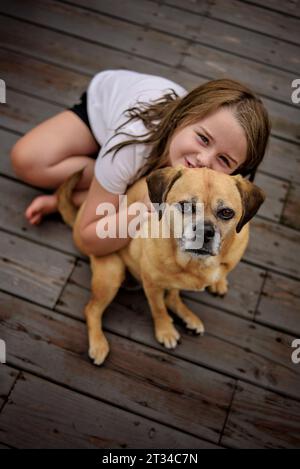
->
[57, 166, 265, 365]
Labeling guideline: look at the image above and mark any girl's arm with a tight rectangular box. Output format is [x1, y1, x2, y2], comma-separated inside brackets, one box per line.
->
[79, 211, 137, 257]
[74, 176, 141, 257]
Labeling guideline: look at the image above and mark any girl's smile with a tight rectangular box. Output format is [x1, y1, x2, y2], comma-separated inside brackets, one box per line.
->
[168, 107, 248, 175]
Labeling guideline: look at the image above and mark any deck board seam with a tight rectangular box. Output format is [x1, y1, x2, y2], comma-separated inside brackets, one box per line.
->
[240, 0, 300, 21]
[0, 369, 21, 416]
[1, 287, 299, 403]
[60, 0, 300, 51]
[0, 362, 223, 447]
[1, 7, 300, 85]
[218, 379, 238, 446]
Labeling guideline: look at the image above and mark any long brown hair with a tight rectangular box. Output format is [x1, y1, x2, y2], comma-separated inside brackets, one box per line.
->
[103, 78, 271, 182]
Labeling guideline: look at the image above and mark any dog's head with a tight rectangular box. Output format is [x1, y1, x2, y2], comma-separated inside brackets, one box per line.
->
[146, 165, 265, 258]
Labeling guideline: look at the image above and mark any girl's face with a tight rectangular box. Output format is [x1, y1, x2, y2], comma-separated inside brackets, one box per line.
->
[167, 107, 247, 175]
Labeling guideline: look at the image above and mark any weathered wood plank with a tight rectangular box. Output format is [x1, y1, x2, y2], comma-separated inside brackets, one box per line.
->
[222, 381, 300, 449]
[245, 218, 300, 279]
[55, 271, 300, 400]
[261, 137, 300, 183]
[263, 97, 300, 145]
[0, 129, 18, 179]
[0, 366, 19, 410]
[255, 173, 288, 223]
[60, 0, 300, 71]
[0, 291, 234, 444]
[1, 49, 88, 107]
[0, 0, 186, 68]
[183, 262, 265, 320]
[0, 176, 83, 258]
[0, 230, 75, 308]
[166, 0, 300, 46]
[0, 372, 217, 448]
[182, 41, 297, 105]
[1, 89, 63, 134]
[0, 14, 184, 80]
[282, 182, 300, 230]
[1, 47, 153, 108]
[1, 13, 300, 144]
[245, 0, 300, 18]
[0, 0, 298, 104]
[65, 259, 91, 290]
[119, 292, 300, 399]
[257, 271, 300, 336]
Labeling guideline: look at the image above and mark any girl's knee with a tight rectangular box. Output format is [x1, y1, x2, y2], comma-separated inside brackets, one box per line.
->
[10, 137, 36, 181]
[10, 136, 50, 187]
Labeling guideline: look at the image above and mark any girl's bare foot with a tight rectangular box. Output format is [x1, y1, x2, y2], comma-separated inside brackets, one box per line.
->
[25, 193, 58, 225]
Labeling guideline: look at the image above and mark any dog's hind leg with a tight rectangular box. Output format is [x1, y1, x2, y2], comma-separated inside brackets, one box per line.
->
[165, 289, 205, 335]
[85, 254, 126, 365]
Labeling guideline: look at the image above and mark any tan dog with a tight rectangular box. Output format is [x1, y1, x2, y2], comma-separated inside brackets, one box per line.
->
[57, 166, 265, 365]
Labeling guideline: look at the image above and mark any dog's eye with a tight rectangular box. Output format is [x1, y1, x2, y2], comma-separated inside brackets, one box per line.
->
[177, 201, 195, 214]
[217, 208, 235, 220]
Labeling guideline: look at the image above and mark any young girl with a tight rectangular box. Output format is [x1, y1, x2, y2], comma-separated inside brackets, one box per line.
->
[10, 69, 271, 258]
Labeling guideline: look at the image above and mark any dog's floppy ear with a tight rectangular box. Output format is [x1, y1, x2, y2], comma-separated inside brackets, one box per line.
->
[146, 166, 183, 221]
[234, 175, 266, 233]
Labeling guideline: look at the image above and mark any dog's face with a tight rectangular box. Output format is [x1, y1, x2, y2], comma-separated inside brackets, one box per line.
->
[146, 165, 265, 258]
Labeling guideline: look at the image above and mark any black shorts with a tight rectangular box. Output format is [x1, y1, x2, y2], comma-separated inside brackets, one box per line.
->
[68, 91, 92, 132]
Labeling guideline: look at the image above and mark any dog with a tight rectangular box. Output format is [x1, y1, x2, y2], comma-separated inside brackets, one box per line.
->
[56, 165, 265, 365]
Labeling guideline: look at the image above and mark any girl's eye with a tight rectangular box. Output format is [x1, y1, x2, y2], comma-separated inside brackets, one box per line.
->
[196, 133, 209, 145]
[196, 132, 231, 168]
[219, 156, 230, 167]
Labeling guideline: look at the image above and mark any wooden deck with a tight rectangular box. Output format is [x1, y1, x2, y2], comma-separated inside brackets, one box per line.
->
[0, 0, 300, 449]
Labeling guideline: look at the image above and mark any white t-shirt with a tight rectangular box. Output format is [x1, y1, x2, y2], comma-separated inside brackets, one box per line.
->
[87, 69, 187, 194]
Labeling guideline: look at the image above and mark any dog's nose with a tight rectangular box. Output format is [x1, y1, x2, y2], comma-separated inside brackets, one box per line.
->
[204, 223, 215, 243]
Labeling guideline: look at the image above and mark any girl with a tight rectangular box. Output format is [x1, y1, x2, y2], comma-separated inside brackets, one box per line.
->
[10, 69, 271, 258]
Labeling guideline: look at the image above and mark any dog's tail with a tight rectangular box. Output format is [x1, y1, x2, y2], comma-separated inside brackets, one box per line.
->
[56, 168, 85, 228]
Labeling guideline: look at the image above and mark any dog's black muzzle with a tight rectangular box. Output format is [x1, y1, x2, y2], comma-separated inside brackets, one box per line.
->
[184, 222, 216, 256]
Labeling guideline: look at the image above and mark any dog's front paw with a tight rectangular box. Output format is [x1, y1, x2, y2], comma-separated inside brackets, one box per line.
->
[155, 320, 180, 349]
[89, 335, 110, 366]
[207, 278, 228, 297]
[184, 315, 205, 335]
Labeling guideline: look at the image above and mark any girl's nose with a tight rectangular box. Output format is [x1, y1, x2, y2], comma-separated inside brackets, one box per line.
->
[196, 152, 213, 169]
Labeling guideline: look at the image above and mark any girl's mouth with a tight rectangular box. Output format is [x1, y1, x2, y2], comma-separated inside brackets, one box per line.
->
[185, 157, 196, 168]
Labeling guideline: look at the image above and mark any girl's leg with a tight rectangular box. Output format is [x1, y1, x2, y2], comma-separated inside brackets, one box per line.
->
[10, 110, 100, 224]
